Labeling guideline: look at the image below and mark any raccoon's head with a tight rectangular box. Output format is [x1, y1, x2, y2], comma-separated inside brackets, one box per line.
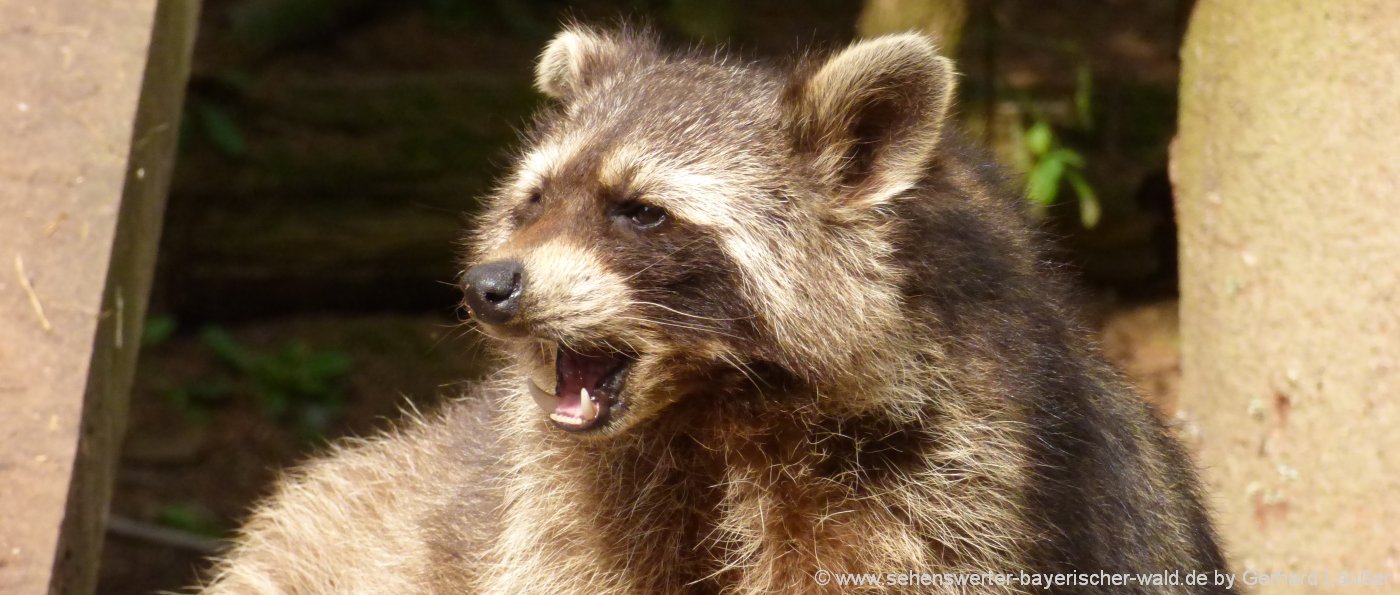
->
[464, 27, 956, 435]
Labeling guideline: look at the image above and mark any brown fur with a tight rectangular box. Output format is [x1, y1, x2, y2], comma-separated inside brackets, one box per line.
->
[197, 27, 1231, 594]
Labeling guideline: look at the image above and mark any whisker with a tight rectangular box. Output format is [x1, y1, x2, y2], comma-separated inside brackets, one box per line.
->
[613, 316, 744, 340]
[430, 321, 486, 352]
[625, 300, 751, 322]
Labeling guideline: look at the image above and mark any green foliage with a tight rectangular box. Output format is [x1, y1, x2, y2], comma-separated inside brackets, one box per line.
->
[142, 314, 178, 348]
[1011, 60, 1101, 229]
[187, 100, 247, 158]
[140, 315, 225, 423]
[1017, 117, 1101, 228]
[1074, 62, 1094, 130]
[201, 328, 352, 436]
[163, 380, 235, 425]
[138, 319, 353, 434]
[1064, 169, 1100, 229]
[156, 503, 225, 538]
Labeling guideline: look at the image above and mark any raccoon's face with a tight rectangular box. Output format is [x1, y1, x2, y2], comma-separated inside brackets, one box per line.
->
[463, 27, 956, 435]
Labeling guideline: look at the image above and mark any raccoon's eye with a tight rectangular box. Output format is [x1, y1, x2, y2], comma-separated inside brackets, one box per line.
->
[614, 201, 668, 231]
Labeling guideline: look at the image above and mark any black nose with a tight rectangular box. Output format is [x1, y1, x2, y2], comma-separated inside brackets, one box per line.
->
[463, 260, 524, 325]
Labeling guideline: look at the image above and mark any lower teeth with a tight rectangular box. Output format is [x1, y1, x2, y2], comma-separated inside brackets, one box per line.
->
[548, 413, 582, 425]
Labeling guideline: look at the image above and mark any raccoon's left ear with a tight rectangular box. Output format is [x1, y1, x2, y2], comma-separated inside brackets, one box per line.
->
[536, 27, 655, 100]
[784, 34, 956, 214]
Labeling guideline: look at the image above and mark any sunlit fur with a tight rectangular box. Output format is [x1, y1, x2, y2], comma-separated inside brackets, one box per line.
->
[197, 27, 1232, 594]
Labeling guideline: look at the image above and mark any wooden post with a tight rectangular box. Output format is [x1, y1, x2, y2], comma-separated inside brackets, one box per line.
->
[0, 1, 199, 593]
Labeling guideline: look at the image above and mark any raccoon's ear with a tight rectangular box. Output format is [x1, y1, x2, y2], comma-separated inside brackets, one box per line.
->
[535, 27, 651, 100]
[784, 34, 956, 213]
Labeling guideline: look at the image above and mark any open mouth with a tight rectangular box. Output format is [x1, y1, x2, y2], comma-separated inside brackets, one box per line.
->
[527, 345, 632, 432]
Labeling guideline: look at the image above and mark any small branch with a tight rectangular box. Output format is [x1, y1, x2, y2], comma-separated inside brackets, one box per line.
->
[14, 254, 52, 332]
[106, 515, 226, 555]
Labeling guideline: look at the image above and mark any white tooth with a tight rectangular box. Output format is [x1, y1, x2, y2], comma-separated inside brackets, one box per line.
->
[530, 367, 555, 395]
[579, 388, 595, 421]
[528, 380, 559, 415]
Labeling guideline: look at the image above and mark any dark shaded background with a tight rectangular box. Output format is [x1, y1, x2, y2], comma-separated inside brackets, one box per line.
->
[101, 1, 1192, 592]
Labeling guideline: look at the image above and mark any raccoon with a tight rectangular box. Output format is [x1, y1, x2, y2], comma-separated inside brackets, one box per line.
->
[197, 27, 1232, 594]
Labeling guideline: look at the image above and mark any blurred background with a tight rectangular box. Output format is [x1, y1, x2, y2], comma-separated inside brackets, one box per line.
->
[101, 0, 1196, 591]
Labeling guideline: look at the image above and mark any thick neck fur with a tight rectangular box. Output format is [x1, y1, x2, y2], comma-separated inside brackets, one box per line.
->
[487, 363, 1036, 594]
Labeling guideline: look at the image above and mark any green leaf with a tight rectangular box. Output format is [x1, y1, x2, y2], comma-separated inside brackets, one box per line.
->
[1045, 147, 1085, 168]
[1066, 170, 1101, 228]
[1075, 62, 1094, 129]
[1026, 158, 1066, 206]
[308, 351, 352, 377]
[156, 504, 225, 538]
[164, 379, 233, 423]
[1025, 121, 1053, 156]
[257, 387, 292, 417]
[142, 314, 178, 347]
[196, 327, 352, 426]
[201, 327, 255, 372]
[194, 102, 246, 158]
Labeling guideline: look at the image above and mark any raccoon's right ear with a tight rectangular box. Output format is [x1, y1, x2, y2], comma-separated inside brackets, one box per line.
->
[784, 34, 956, 216]
[535, 27, 655, 100]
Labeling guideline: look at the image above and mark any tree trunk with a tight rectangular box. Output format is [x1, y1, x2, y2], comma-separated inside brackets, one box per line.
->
[1174, 0, 1400, 587]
